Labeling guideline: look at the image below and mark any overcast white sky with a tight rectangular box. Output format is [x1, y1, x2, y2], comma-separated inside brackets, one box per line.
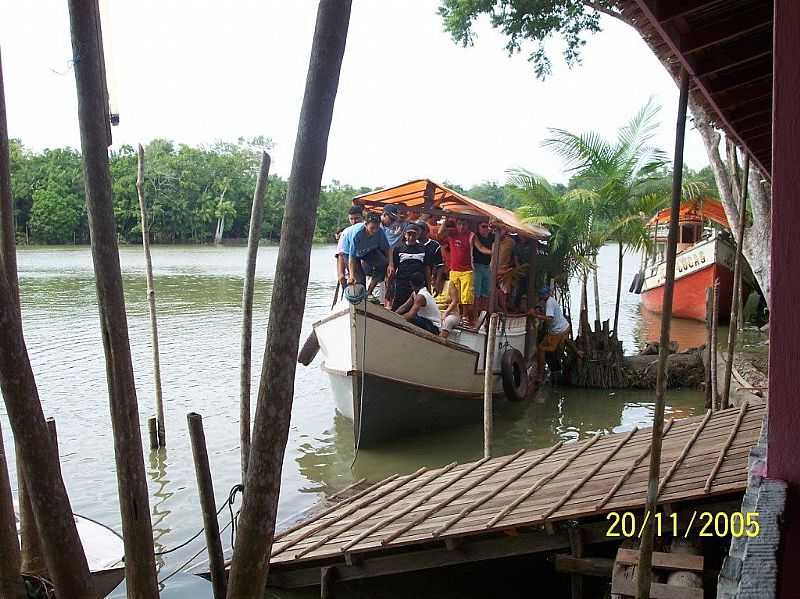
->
[1, 0, 709, 188]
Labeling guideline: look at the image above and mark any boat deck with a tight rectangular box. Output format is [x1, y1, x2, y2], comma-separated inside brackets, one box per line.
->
[267, 401, 764, 588]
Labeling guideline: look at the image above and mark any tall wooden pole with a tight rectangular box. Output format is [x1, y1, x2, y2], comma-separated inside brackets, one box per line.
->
[637, 68, 689, 599]
[240, 152, 271, 482]
[722, 154, 750, 409]
[484, 313, 498, 458]
[187, 413, 227, 599]
[710, 279, 720, 410]
[225, 2, 352, 597]
[66, 1, 160, 596]
[704, 287, 713, 409]
[0, 422, 26, 599]
[2, 45, 92, 594]
[137, 144, 166, 447]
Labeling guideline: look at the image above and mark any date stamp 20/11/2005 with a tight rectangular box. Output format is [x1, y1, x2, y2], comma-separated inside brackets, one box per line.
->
[605, 511, 760, 539]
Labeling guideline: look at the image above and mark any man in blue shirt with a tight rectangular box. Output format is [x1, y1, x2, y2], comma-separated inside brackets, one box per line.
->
[341, 212, 390, 298]
[381, 204, 407, 248]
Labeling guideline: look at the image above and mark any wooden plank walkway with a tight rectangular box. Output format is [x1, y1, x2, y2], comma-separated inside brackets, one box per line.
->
[268, 402, 763, 585]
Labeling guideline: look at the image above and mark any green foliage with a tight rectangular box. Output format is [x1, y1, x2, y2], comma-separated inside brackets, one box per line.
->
[7, 137, 384, 245]
[438, 0, 620, 79]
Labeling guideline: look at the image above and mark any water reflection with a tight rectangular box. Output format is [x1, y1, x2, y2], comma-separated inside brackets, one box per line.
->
[634, 305, 708, 350]
[149, 447, 174, 572]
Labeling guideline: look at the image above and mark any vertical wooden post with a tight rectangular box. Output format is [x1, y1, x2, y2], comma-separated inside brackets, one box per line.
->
[704, 287, 713, 409]
[1, 44, 93, 597]
[710, 279, 720, 411]
[484, 313, 499, 459]
[524, 241, 538, 361]
[568, 527, 584, 599]
[485, 226, 502, 320]
[66, 1, 160, 595]
[225, 2, 352, 597]
[0, 422, 26, 599]
[722, 154, 750, 409]
[240, 152, 271, 482]
[148, 416, 158, 450]
[46, 417, 59, 474]
[637, 68, 689, 599]
[187, 413, 227, 599]
[136, 144, 166, 447]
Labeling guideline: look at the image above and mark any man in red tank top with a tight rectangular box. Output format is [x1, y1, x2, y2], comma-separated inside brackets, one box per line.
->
[439, 217, 492, 327]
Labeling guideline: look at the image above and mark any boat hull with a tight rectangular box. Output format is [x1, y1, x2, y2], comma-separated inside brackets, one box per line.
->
[639, 233, 735, 322]
[314, 301, 527, 446]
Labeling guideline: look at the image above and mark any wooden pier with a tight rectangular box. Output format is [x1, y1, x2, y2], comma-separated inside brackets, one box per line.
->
[265, 402, 764, 590]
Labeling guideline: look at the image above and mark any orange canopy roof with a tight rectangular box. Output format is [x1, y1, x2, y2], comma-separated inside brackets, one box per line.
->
[647, 198, 730, 231]
[352, 179, 550, 240]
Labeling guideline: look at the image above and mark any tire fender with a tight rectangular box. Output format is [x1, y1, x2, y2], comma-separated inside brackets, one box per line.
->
[501, 348, 528, 402]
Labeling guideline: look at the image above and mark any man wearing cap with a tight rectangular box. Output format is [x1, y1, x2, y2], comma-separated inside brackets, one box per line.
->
[335, 206, 365, 288]
[528, 286, 571, 384]
[388, 222, 429, 310]
[341, 212, 390, 298]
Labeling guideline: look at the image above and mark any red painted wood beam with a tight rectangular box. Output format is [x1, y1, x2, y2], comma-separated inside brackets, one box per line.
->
[770, 2, 800, 596]
[634, 0, 772, 176]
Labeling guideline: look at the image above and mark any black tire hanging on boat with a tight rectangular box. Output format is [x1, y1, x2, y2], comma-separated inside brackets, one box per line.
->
[501, 348, 528, 402]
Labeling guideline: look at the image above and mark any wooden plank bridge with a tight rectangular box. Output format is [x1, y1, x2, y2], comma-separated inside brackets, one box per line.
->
[266, 401, 764, 589]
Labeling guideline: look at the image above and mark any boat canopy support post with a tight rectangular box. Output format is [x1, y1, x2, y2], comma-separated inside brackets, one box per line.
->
[240, 152, 271, 481]
[721, 153, 750, 409]
[484, 313, 499, 459]
[66, 0, 160, 594]
[524, 241, 538, 361]
[136, 143, 166, 448]
[188, 413, 227, 599]
[637, 67, 690, 599]
[0, 422, 25, 599]
[225, 3, 352, 596]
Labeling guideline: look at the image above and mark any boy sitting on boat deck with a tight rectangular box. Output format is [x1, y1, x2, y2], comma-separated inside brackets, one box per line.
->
[394, 272, 442, 335]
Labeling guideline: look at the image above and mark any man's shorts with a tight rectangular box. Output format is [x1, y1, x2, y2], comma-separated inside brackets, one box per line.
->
[539, 327, 570, 352]
[473, 263, 491, 298]
[449, 270, 474, 305]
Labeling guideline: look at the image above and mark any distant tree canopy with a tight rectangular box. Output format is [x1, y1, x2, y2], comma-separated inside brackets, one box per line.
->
[8, 138, 370, 245]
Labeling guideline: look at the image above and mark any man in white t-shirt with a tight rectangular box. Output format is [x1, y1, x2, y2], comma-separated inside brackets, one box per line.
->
[528, 285, 571, 384]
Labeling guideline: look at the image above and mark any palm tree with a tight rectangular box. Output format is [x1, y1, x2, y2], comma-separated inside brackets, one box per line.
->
[542, 98, 668, 337]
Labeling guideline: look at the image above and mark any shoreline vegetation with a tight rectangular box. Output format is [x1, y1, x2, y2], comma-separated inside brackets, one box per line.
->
[9, 136, 716, 248]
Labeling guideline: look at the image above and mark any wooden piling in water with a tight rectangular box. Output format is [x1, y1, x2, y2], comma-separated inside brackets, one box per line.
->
[187, 413, 227, 599]
[711, 279, 720, 411]
[225, 2, 352, 597]
[240, 152, 271, 481]
[484, 313, 498, 459]
[0, 44, 93, 597]
[148, 416, 159, 450]
[704, 287, 713, 409]
[637, 67, 689, 599]
[66, 0, 160, 594]
[722, 154, 750, 410]
[136, 143, 166, 447]
[0, 422, 26, 599]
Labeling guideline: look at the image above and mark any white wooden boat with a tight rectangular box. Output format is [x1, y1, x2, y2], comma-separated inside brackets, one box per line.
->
[16, 508, 125, 597]
[314, 299, 528, 447]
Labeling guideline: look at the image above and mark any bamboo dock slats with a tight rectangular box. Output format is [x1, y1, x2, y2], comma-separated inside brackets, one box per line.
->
[269, 403, 764, 567]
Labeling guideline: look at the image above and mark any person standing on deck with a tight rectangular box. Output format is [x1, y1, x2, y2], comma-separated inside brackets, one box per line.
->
[528, 286, 571, 384]
[473, 221, 494, 315]
[439, 217, 492, 327]
[388, 222, 430, 310]
[335, 205, 364, 289]
[417, 220, 444, 294]
[381, 204, 407, 248]
[341, 212, 390, 298]
[496, 226, 516, 313]
[395, 272, 442, 335]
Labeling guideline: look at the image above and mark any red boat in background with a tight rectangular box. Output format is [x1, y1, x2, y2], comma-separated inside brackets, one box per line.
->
[633, 199, 741, 322]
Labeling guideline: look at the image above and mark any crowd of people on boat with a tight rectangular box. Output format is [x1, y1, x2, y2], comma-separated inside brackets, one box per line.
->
[334, 203, 536, 334]
[333, 202, 573, 383]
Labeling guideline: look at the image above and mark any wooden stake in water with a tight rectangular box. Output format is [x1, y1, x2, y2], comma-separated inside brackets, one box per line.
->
[0, 422, 25, 599]
[187, 413, 227, 599]
[484, 313, 499, 459]
[66, 1, 160, 594]
[240, 152, 271, 481]
[637, 67, 689, 599]
[711, 278, 720, 411]
[136, 143, 166, 447]
[226, 2, 352, 596]
[722, 154, 750, 409]
[704, 287, 713, 409]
